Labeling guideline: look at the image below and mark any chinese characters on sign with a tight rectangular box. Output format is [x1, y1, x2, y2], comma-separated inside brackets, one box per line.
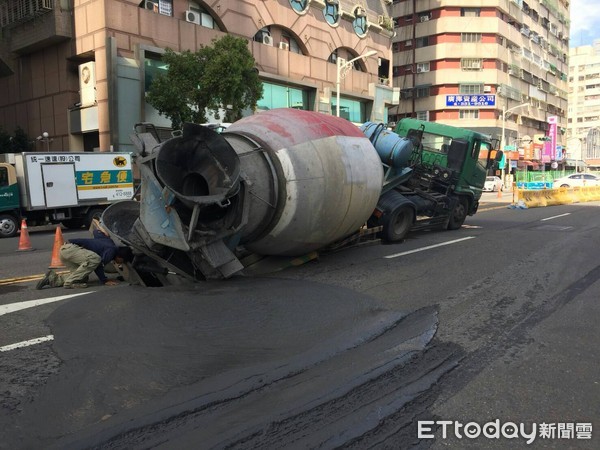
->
[78, 170, 131, 186]
[445, 94, 496, 107]
[29, 155, 81, 163]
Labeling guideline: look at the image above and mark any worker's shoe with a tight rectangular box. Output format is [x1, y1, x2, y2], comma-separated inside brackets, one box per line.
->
[36, 270, 57, 290]
[64, 282, 88, 289]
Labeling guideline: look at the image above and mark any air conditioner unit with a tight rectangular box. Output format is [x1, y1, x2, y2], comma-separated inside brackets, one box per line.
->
[471, 61, 481, 69]
[185, 10, 200, 24]
[416, 67, 424, 73]
[278, 42, 289, 50]
[405, 40, 412, 46]
[484, 85, 492, 93]
[419, 15, 430, 22]
[262, 35, 274, 46]
[145, 1, 158, 12]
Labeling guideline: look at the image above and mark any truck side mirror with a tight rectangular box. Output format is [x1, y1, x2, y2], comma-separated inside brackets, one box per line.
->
[492, 150, 503, 162]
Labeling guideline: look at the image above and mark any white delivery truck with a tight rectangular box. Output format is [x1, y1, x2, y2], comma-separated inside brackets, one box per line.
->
[0, 152, 135, 237]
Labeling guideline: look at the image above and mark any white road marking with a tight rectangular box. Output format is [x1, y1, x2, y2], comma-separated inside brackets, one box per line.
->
[0, 335, 54, 352]
[541, 213, 571, 221]
[384, 236, 476, 259]
[0, 292, 94, 317]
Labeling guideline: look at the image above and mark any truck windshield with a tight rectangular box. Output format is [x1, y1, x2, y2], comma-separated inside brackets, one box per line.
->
[419, 132, 453, 154]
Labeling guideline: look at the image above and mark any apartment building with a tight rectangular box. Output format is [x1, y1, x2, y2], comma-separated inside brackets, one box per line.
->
[389, 0, 569, 172]
[568, 40, 600, 166]
[0, 0, 396, 153]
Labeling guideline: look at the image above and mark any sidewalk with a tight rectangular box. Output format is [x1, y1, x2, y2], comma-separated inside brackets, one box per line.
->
[479, 190, 515, 209]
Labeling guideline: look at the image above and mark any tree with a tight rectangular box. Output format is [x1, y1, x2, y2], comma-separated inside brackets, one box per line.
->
[146, 35, 263, 130]
[0, 126, 32, 153]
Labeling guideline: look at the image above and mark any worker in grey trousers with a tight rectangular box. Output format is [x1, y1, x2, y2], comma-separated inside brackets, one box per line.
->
[37, 228, 133, 289]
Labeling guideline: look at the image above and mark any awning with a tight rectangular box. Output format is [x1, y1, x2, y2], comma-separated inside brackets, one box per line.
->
[517, 160, 539, 170]
[518, 160, 534, 167]
[565, 159, 588, 168]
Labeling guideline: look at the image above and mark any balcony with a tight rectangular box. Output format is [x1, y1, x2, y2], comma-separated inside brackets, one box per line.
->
[0, 0, 73, 54]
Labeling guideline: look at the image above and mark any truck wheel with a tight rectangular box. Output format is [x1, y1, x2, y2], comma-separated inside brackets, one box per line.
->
[447, 197, 468, 230]
[0, 214, 19, 238]
[382, 205, 414, 242]
[84, 208, 105, 229]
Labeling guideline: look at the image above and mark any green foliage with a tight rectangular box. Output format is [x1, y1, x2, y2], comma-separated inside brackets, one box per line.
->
[146, 35, 263, 129]
[0, 126, 32, 153]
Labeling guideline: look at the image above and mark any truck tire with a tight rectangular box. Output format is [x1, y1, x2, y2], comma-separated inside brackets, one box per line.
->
[447, 196, 468, 230]
[84, 208, 105, 229]
[0, 214, 19, 238]
[382, 204, 415, 242]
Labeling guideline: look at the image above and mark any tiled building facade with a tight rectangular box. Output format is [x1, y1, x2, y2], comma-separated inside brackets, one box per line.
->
[389, 0, 570, 171]
[568, 40, 600, 166]
[0, 0, 396, 153]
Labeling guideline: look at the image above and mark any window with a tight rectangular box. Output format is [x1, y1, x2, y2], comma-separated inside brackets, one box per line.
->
[415, 86, 430, 98]
[415, 37, 429, 48]
[158, 0, 172, 16]
[330, 97, 367, 122]
[461, 8, 480, 17]
[459, 84, 483, 94]
[289, 0, 308, 13]
[353, 10, 368, 36]
[0, 166, 8, 187]
[257, 82, 312, 112]
[323, 1, 340, 25]
[461, 58, 482, 71]
[459, 109, 480, 119]
[144, 54, 168, 93]
[461, 33, 481, 43]
[416, 111, 429, 121]
[187, 2, 218, 29]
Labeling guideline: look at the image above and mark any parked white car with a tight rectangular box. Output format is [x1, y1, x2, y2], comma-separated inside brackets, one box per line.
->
[483, 176, 504, 192]
[552, 173, 600, 188]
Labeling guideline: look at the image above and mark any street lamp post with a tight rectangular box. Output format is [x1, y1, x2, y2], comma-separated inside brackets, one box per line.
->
[37, 131, 51, 151]
[336, 50, 377, 117]
[501, 102, 530, 185]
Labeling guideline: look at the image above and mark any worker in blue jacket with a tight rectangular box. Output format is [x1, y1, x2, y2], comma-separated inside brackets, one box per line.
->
[36, 228, 133, 290]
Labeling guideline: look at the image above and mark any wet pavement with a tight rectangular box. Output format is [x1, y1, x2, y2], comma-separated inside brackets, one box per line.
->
[2, 278, 443, 449]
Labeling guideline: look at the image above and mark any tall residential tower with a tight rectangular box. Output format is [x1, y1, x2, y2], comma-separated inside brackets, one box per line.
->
[389, 0, 570, 173]
[568, 40, 600, 166]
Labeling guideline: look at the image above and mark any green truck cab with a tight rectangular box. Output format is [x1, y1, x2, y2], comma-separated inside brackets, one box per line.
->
[363, 119, 502, 241]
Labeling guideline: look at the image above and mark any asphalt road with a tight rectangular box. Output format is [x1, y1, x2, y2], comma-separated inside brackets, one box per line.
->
[1, 194, 599, 449]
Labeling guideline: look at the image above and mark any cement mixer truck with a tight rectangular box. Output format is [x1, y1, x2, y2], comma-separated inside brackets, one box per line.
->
[102, 109, 500, 281]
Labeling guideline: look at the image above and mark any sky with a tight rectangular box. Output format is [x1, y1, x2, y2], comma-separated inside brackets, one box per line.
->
[569, 0, 600, 47]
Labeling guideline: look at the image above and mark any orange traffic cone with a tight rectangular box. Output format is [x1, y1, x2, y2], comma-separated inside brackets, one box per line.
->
[49, 226, 65, 269]
[16, 219, 34, 251]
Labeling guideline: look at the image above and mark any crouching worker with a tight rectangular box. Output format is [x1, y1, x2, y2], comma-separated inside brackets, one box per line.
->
[36, 228, 133, 290]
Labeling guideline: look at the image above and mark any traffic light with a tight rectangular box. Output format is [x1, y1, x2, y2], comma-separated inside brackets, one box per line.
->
[538, 136, 551, 142]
